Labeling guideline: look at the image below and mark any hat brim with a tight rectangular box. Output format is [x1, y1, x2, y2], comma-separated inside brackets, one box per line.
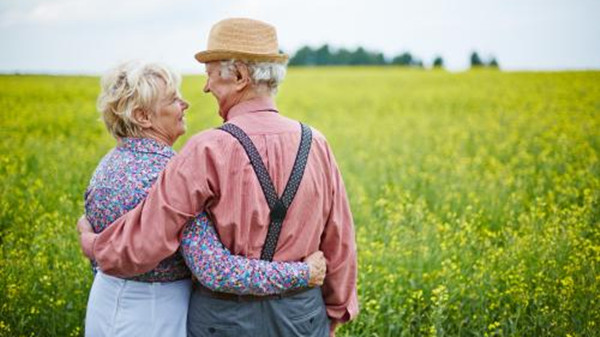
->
[194, 50, 289, 64]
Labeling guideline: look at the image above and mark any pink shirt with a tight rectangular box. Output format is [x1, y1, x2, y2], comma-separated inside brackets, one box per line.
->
[91, 96, 358, 323]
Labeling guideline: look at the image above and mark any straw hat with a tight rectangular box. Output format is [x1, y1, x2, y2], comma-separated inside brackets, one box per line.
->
[194, 18, 289, 64]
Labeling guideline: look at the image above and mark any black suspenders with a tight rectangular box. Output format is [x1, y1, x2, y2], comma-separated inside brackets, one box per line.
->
[218, 122, 312, 261]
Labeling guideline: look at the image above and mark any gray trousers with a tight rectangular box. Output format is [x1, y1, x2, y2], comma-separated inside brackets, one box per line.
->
[187, 287, 330, 337]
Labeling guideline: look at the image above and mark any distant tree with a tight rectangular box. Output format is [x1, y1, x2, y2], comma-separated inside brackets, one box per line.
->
[470, 52, 483, 67]
[489, 57, 499, 68]
[374, 52, 386, 65]
[289, 46, 315, 66]
[391, 52, 413, 66]
[315, 45, 332, 65]
[336, 48, 352, 65]
[350, 47, 369, 65]
[433, 56, 444, 68]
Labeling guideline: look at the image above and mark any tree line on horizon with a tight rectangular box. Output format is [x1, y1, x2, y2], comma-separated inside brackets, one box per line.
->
[287, 44, 499, 69]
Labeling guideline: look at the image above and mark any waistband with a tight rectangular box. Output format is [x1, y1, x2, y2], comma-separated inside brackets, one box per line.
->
[97, 270, 192, 287]
[193, 281, 315, 302]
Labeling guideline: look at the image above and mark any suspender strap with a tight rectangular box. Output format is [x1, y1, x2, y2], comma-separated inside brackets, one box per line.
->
[218, 122, 313, 261]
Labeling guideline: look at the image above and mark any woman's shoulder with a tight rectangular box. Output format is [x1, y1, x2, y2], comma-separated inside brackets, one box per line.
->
[93, 143, 168, 182]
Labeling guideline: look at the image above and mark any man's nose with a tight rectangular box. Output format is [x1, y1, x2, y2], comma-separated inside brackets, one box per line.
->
[203, 81, 210, 93]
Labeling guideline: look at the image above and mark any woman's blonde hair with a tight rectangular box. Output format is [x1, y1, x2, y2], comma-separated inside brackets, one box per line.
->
[97, 60, 181, 139]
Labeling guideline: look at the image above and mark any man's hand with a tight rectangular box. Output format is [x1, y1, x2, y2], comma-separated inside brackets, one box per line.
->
[77, 215, 97, 260]
[329, 320, 338, 337]
[304, 250, 326, 287]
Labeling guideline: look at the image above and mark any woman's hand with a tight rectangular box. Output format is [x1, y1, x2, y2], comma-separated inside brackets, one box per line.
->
[304, 251, 327, 287]
[77, 215, 97, 259]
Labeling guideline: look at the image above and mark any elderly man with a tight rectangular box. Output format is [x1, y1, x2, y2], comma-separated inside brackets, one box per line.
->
[79, 18, 358, 336]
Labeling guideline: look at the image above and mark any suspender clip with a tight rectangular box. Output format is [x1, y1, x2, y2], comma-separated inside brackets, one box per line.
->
[270, 199, 287, 223]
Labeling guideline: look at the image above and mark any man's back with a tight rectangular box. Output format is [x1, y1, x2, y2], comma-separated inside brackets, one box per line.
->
[179, 97, 358, 322]
[191, 100, 337, 262]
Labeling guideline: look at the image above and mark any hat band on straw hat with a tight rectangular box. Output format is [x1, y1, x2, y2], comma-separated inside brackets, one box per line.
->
[195, 50, 288, 64]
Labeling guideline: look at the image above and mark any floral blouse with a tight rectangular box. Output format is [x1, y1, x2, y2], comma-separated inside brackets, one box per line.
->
[85, 137, 309, 294]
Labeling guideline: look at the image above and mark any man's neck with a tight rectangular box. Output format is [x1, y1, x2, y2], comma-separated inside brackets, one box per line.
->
[225, 94, 277, 121]
[224, 92, 275, 121]
[241, 88, 270, 102]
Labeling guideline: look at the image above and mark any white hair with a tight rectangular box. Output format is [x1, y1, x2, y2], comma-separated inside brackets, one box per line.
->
[97, 60, 181, 139]
[219, 60, 287, 95]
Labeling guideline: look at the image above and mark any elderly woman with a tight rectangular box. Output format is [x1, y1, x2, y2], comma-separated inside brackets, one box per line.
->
[83, 60, 325, 337]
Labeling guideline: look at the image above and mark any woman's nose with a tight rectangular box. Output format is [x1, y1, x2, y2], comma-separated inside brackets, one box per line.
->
[180, 99, 189, 110]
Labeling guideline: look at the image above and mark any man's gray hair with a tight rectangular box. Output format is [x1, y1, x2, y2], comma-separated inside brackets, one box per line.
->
[219, 60, 286, 95]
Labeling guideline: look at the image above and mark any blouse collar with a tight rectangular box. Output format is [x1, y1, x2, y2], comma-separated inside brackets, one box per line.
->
[118, 137, 176, 158]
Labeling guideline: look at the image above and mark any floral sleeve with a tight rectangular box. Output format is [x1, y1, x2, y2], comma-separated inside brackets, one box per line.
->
[85, 186, 134, 273]
[180, 213, 310, 295]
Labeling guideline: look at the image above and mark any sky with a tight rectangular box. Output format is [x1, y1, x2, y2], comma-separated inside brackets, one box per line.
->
[1, 0, 599, 74]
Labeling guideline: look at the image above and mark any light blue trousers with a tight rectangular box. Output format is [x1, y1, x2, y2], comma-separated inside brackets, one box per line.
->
[85, 271, 192, 337]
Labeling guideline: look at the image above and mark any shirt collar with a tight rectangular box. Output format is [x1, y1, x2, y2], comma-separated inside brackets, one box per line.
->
[118, 137, 176, 158]
[226, 96, 278, 121]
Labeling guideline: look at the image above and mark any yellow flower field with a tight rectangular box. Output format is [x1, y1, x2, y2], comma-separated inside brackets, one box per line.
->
[1, 68, 599, 336]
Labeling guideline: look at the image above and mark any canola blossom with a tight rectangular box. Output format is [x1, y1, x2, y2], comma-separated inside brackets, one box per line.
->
[1, 68, 599, 336]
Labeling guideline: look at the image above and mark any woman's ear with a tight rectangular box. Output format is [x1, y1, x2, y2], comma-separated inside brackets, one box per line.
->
[234, 62, 251, 91]
[132, 108, 153, 129]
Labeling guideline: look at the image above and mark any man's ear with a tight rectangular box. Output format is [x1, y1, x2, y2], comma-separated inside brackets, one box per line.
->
[132, 108, 153, 129]
[234, 62, 251, 91]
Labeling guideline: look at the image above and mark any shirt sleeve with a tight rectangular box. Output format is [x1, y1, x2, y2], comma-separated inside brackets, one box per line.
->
[92, 135, 219, 277]
[180, 214, 310, 295]
[320, 143, 359, 324]
[85, 185, 144, 274]
[85, 186, 131, 233]
[84, 186, 122, 273]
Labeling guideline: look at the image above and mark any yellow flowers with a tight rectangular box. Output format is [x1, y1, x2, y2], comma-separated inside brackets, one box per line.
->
[0, 321, 10, 334]
[1, 69, 600, 336]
